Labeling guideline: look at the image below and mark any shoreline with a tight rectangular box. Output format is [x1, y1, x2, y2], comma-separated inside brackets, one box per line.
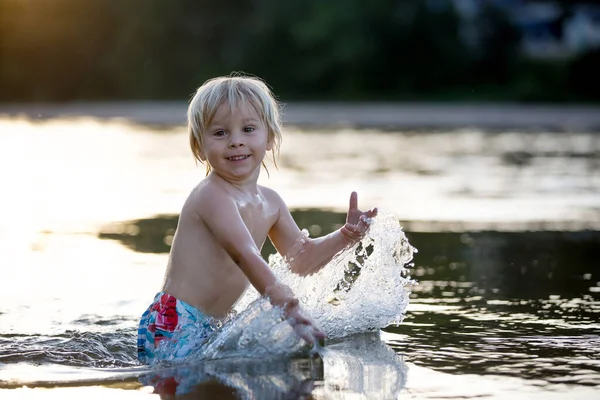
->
[1, 101, 600, 130]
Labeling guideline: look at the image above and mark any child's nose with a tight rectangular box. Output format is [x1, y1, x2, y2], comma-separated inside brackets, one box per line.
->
[228, 133, 244, 147]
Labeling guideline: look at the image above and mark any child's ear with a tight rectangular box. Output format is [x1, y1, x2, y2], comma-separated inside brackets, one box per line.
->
[199, 151, 207, 161]
[266, 134, 274, 151]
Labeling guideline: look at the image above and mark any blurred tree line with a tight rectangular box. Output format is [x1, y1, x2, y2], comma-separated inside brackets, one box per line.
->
[1, 0, 598, 102]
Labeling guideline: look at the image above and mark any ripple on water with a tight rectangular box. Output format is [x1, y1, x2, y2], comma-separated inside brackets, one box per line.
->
[0, 331, 139, 368]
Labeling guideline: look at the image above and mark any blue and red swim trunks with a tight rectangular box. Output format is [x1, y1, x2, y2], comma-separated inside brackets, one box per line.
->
[137, 292, 219, 364]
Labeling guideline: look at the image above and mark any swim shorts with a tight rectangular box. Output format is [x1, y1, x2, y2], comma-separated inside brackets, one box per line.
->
[137, 292, 219, 364]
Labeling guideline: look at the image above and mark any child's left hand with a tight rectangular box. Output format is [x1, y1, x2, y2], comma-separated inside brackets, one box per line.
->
[340, 191, 377, 243]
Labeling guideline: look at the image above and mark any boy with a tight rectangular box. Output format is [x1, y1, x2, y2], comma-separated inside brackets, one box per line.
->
[137, 75, 376, 363]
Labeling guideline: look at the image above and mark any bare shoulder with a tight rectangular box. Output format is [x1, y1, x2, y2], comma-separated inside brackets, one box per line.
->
[258, 185, 286, 209]
[184, 179, 235, 217]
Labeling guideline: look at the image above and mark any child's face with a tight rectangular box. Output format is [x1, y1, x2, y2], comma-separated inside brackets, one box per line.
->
[201, 102, 272, 182]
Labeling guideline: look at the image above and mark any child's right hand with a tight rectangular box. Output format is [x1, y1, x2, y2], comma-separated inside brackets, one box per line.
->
[285, 303, 326, 344]
[265, 283, 326, 344]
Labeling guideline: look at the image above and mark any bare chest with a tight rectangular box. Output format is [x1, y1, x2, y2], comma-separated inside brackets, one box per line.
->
[237, 198, 278, 242]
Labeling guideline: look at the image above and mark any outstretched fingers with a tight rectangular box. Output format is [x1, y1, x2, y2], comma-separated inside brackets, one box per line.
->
[359, 207, 378, 225]
[349, 191, 358, 211]
[358, 208, 377, 226]
[294, 324, 322, 344]
[294, 325, 315, 343]
[312, 326, 326, 340]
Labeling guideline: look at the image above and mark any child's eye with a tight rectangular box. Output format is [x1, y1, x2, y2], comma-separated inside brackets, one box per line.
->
[214, 130, 227, 137]
[244, 126, 255, 133]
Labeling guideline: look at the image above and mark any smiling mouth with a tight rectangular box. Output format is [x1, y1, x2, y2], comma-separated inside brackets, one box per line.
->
[227, 155, 250, 161]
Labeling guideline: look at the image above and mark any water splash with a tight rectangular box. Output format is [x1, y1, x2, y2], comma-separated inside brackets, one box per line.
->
[282, 210, 417, 338]
[193, 211, 416, 361]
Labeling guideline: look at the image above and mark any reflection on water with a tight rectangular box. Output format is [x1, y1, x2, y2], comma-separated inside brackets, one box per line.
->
[137, 356, 323, 399]
[136, 333, 405, 400]
[1, 333, 407, 400]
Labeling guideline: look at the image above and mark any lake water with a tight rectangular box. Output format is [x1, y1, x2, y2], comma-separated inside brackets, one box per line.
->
[0, 115, 599, 399]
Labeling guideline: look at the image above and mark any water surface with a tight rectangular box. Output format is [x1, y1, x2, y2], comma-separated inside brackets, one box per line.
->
[0, 116, 599, 399]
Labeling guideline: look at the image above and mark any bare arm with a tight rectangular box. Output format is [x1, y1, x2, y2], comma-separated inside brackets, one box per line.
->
[198, 187, 325, 342]
[269, 191, 377, 276]
[199, 190, 278, 295]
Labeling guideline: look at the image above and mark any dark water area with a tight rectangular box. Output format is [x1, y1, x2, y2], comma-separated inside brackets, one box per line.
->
[99, 210, 600, 304]
[96, 209, 600, 390]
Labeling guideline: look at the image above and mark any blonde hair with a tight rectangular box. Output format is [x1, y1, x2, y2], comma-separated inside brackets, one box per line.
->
[188, 74, 283, 175]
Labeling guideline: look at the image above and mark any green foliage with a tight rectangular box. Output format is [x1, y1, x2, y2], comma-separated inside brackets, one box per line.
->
[0, 0, 597, 102]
